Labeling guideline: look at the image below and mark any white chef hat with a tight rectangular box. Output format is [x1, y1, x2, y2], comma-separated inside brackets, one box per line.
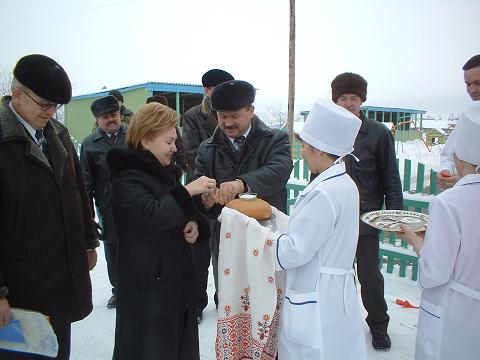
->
[453, 102, 480, 168]
[299, 98, 361, 159]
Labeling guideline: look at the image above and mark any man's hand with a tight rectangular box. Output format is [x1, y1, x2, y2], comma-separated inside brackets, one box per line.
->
[183, 221, 199, 244]
[87, 250, 97, 271]
[201, 189, 219, 210]
[437, 170, 460, 190]
[0, 298, 12, 328]
[217, 180, 244, 205]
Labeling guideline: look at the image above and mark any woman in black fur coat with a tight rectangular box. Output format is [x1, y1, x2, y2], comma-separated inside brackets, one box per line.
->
[106, 103, 216, 360]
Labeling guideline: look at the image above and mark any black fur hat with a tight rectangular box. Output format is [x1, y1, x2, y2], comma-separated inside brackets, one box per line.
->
[331, 72, 367, 102]
[91, 95, 120, 118]
[201, 69, 234, 87]
[146, 95, 168, 106]
[13, 54, 72, 104]
[211, 80, 255, 112]
[108, 90, 124, 103]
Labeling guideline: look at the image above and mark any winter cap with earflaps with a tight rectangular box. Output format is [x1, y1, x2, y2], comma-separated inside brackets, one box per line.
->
[299, 99, 361, 162]
[453, 102, 480, 172]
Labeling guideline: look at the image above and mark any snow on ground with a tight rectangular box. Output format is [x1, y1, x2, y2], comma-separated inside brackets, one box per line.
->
[71, 244, 421, 360]
[70, 139, 439, 359]
[396, 139, 444, 191]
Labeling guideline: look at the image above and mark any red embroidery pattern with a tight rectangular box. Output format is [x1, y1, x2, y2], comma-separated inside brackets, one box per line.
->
[241, 287, 250, 312]
[275, 288, 283, 311]
[252, 248, 260, 257]
[216, 291, 283, 360]
[266, 239, 273, 247]
[257, 314, 270, 340]
[224, 305, 231, 317]
[226, 232, 232, 239]
[224, 268, 231, 276]
[267, 276, 274, 284]
[216, 313, 277, 360]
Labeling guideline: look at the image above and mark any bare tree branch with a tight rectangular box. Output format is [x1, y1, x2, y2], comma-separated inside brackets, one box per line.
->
[0, 70, 12, 96]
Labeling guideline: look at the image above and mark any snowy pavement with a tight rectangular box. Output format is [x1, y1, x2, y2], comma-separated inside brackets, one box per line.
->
[71, 243, 420, 359]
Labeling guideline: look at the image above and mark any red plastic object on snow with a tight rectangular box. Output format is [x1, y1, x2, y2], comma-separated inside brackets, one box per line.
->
[395, 299, 419, 309]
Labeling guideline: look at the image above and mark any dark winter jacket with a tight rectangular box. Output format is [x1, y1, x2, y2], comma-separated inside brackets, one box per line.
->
[107, 147, 209, 360]
[0, 96, 98, 324]
[182, 97, 218, 182]
[194, 116, 293, 252]
[80, 123, 128, 243]
[174, 126, 188, 172]
[119, 104, 133, 125]
[347, 112, 403, 234]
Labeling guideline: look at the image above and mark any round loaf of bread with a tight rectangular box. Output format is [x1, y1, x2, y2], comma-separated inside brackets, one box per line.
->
[225, 197, 272, 220]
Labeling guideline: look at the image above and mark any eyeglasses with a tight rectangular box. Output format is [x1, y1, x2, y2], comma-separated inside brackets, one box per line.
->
[19, 88, 62, 112]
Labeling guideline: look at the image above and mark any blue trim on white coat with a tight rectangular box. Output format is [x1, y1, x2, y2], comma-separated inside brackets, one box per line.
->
[284, 296, 318, 305]
[420, 306, 441, 319]
[276, 233, 287, 270]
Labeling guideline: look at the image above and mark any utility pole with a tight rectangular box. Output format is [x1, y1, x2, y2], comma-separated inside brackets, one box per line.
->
[287, 0, 295, 141]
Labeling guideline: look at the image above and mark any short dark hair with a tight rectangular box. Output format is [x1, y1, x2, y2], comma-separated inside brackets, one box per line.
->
[463, 54, 480, 71]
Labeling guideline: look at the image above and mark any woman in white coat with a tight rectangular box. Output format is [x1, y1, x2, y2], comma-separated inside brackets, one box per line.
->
[275, 99, 367, 360]
[399, 102, 480, 360]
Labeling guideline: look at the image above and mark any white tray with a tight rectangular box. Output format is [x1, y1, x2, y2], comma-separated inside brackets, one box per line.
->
[361, 210, 428, 232]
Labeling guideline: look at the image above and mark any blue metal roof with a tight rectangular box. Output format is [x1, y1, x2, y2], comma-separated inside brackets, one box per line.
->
[361, 105, 426, 114]
[72, 82, 204, 100]
[301, 105, 426, 117]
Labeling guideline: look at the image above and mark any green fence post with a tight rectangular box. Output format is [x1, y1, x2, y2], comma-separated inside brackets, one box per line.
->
[404, 159, 411, 192]
[412, 261, 418, 281]
[294, 160, 300, 180]
[416, 163, 425, 193]
[399, 260, 407, 278]
[386, 257, 395, 274]
[430, 169, 438, 194]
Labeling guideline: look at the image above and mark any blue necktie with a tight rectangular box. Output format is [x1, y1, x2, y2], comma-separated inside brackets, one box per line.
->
[234, 135, 246, 151]
[35, 129, 49, 159]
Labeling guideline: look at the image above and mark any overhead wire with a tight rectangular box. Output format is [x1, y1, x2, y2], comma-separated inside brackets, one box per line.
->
[0, 0, 135, 29]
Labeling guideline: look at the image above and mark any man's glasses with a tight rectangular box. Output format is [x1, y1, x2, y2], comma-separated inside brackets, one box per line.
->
[19, 88, 62, 112]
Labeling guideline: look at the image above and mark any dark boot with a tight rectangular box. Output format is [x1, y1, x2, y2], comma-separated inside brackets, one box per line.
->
[107, 295, 116, 308]
[196, 307, 203, 324]
[370, 329, 391, 350]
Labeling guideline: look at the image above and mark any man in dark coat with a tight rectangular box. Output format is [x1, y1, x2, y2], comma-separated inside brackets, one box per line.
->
[194, 80, 293, 305]
[182, 69, 234, 182]
[0, 54, 99, 359]
[108, 89, 134, 125]
[181, 69, 234, 322]
[80, 95, 127, 308]
[331, 72, 403, 350]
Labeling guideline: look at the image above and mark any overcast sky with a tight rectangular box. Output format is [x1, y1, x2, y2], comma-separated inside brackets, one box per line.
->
[1, 0, 479, 116]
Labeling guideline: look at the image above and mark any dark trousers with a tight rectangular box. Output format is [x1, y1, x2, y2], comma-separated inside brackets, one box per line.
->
[0, 321, 71, 359]
[356, 233, 390, 331]
[191, 238, 211, 311]
[104, 241, 117, 295]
